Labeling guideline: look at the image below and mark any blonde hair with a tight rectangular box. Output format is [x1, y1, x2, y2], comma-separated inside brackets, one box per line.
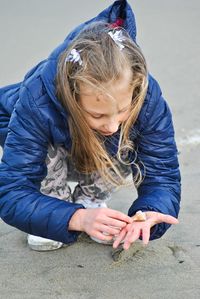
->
[56, 22, 148, 188]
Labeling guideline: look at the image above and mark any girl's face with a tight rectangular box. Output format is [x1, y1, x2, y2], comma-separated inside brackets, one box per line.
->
[79, 68, 134, 136]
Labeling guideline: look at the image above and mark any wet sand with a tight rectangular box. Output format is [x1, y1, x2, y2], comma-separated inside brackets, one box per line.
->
[0, 1, 200, 298]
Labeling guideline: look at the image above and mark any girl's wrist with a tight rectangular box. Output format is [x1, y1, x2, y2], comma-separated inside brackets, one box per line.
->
[68, 208, 86, 232]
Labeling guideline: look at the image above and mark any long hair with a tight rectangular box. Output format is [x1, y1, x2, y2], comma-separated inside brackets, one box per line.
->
[56, 22, 148, 188]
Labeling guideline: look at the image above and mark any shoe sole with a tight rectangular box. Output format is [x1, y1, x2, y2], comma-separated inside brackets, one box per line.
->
[28, 242, 63, 251]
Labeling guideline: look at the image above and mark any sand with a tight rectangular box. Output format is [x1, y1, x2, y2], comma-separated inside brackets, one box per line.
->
[0, 0, 200, 298]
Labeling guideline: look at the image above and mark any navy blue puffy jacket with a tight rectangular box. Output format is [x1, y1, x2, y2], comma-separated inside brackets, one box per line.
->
[0, 1, 181, 244]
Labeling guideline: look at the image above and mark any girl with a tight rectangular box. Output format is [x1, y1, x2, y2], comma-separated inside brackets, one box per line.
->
[0, 0, 180, 251]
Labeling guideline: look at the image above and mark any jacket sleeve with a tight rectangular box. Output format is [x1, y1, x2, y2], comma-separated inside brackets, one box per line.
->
[128, 76, 181, 240]
[0, 83, 21, 148]
[0, 85, 84, 244]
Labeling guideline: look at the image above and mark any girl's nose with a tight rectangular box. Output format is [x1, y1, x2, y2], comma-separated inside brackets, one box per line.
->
[104, 119, 119, 134]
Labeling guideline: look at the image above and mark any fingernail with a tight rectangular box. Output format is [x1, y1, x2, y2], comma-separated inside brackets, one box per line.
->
[123, 245, 129, 251]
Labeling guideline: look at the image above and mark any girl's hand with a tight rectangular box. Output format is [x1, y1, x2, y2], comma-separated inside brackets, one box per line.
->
[113, 211, 179, 250]
[69, 208, 133, 242]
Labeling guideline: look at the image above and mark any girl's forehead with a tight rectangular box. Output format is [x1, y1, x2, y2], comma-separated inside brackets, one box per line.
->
[79, 70, 134, 113]
[79, 68, 133, 98]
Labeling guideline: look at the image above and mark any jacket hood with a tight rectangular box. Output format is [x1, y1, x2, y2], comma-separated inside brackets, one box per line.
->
[34, 1, 137, 115]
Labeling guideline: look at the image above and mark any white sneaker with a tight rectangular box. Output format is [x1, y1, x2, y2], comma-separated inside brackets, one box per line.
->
[27, 234, 63, 251]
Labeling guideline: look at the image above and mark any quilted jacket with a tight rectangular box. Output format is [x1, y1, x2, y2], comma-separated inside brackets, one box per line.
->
[0, 0, 181, 244]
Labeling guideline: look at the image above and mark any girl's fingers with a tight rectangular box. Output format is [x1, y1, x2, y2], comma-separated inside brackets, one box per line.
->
[158, 214, 179, 225]
[113, 228, 127, 249]
[98, 224, 121, 236]
[145, 212, 179, 226]
[141, 226, 150, 245]
[104, 218, 129, 229]
[93, 231, 114, 242]
[123, 228, 141, 250]
[102, 211, 179, 250]
[115, 223, 151, 250]
[107, 209, 133, 224]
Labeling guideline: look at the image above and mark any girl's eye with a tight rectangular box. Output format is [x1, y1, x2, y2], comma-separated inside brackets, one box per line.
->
[120, 108, 129, 114]
[92, 115, 103, 119]
[91, 110, 128, 119]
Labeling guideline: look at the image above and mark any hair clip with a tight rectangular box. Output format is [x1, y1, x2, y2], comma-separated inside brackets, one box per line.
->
[65, 48, 83, 66]
[108, 29, 125, 51]
[110, 18, 124, 29]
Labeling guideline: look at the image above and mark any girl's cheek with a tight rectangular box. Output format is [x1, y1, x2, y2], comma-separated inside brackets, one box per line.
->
[86, 117, 102, 129]
[122, 111, 131, 121]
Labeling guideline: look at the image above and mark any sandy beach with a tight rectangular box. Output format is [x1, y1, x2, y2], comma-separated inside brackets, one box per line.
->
[0, 1, 200, 298]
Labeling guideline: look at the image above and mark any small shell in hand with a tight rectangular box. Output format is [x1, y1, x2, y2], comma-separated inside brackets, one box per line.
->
[132, 210, 147, 222]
